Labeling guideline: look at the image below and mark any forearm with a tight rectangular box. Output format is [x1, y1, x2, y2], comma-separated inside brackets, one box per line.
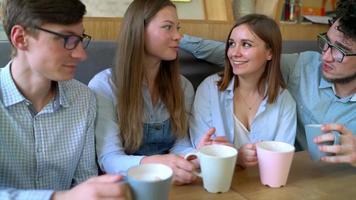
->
[0, 188, 53, 200]
[179, 34, 225, 67]
[99, 153, 145, 174]
[170, 136, 195, 155]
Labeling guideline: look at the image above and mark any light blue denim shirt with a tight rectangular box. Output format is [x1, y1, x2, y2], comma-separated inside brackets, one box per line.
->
[189, 74, 297, 148]
[88, 69, 194, 174]
[0, 62, 98, 200]
[180, 35, 356, 150]
[281, 51, 356, 150]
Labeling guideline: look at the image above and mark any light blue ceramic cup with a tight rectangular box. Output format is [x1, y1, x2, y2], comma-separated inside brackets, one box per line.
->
[305, 124, 340, 161]
[127, 163, 173, 200]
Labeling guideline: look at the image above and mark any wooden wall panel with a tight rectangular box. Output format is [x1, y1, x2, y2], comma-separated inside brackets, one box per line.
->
[83, 17, 121, 41]
[83, 17, 233, 41]
[204, 0, 229, 21]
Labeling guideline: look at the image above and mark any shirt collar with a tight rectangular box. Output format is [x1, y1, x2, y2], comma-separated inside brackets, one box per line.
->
[319, 75, 333, 89]
[0, 61, 70, 108]
[0, 62, 27, 107]
[319, 75, 356, 102]
[225, 76, 269, 105]
[226, 76, 236, 92]
[57, 81, 70, 108]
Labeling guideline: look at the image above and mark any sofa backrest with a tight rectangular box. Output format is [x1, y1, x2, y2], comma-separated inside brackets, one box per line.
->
[0, 40, 318, 89]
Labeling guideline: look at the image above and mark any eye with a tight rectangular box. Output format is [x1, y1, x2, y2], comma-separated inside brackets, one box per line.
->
[228, 40, 235, 48]
[177, 25, 181, 31]
[242, 41, 252, 48]
[162, 25, 172, 30]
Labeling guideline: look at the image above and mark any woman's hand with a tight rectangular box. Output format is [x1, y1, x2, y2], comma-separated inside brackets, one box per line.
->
[197, 127, 231, 149]
[314, 123, 356, 167]
[141, 154, 198, 185]
[237, 143, 258, 168]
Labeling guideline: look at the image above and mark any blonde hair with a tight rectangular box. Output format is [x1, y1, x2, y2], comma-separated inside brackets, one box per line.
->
[113, 0, 187, 154]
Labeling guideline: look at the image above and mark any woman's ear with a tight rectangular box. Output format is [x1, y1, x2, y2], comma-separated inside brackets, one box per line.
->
[266, 49, 272, 61]
[10, 25, 29, 51]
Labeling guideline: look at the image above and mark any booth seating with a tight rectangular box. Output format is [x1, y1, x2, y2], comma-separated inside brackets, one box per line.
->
[0, 40, 318, 89]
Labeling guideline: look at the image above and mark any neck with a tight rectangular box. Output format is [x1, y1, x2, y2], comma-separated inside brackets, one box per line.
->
[236, 75, 263, 94]
[144, 58, 161, 105]
[11, 58, 55, 112]
[144, 57, 161, 88]
[334, 79, 356, 97]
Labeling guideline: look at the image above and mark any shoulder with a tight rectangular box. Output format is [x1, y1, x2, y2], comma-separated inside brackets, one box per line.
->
[180, 75, 194, 96]
[59, 79, 96, 104]
[88, 69, 115, 97]
[276, 88, 296, 106]
[299, 51, 321, 59]
[197, 73, 221, 92]
[290, 51, 321, 68]
[200, 73, 221, 88]
[88, 68, 113, 88]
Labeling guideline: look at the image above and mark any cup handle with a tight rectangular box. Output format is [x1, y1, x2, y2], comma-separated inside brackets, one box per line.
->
[332, 131, 341, 145]
[184, 152, 202, 177]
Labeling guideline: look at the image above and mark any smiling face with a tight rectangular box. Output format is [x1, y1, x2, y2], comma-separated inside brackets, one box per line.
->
[321, 20, 356, 84]
[144, 6, 181, 64]
[227, 24, 272, 78]
[23, 22, 87, 81]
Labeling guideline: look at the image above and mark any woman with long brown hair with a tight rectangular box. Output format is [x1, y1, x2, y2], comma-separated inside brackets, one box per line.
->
[89, 0, 205, 184]
[190, 14, 297, 168]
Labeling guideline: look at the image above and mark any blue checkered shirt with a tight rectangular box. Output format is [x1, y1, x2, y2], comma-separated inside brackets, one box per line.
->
[0, 63, 98, 200]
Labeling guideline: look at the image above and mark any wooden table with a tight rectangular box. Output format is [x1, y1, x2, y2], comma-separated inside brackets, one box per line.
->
[170, 151, 356, 200]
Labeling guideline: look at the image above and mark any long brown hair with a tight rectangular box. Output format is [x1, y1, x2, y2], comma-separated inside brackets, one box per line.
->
[113, 0, 187, 154]
[218, 14, 285, 103]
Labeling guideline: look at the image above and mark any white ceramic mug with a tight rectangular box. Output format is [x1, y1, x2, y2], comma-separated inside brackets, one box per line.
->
[185, 144, 237, 193]
[127, 164, 173, 200]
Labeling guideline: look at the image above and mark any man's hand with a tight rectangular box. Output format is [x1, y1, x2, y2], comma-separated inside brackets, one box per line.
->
[52, 174, 130, 200]
[314, 124, 356, 167]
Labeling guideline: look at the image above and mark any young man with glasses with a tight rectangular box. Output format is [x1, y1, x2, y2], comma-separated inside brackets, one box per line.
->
[0, 0, 128, 199]
[179, 0, 356, 166]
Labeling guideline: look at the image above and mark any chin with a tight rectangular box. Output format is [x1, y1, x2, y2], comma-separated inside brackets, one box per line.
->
[55, 72, 75, 81]
[162, 55, 177, 61]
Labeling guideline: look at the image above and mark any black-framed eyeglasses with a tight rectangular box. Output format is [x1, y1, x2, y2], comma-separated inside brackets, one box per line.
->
[34, 26, 91, 50]
[317, 32, 356, 63]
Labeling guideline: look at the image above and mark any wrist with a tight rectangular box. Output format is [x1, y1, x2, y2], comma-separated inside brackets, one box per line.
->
[51, 191, 67, 200]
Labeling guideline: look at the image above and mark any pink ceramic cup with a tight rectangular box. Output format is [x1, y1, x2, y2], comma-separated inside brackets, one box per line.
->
[256, 141, 295, 188]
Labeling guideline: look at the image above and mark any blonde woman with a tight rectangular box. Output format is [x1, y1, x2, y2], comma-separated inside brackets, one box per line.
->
[88, 0, 212, 184]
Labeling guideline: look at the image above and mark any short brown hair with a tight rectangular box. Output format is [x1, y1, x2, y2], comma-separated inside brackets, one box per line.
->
[1, 0, 86, 55]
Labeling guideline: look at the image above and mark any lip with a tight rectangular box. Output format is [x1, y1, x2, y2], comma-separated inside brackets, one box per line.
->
[322, 63, 333, 73]
[63, 64, 77, 70]
[230, 59, 248, 66]
[170, 46, 179, 51]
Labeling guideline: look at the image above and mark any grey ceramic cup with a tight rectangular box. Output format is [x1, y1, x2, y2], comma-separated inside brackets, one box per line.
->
[305, 124, 340, 161]
[127, 163, 173, 200]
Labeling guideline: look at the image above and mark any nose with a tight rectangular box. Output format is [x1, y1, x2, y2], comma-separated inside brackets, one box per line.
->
[321, 45, 334, 63]
[173, 28, 182, 41]
[229, 45, 242, 57]
[71, 42, 87, 61]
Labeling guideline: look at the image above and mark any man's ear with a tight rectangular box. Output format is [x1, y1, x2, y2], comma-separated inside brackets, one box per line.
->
[10, 25, 30, 51]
